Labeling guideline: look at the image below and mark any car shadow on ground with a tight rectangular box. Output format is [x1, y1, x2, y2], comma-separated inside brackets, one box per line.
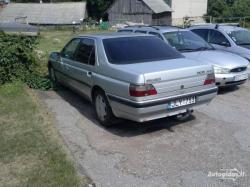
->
[55, 88, 196, 137]
[217, 85, 240, 95]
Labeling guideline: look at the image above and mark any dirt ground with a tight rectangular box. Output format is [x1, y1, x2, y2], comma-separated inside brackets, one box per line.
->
[37, 81, 250, 187]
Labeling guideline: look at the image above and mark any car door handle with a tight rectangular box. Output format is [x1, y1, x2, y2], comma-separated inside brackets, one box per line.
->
[87, 71, 92, 77]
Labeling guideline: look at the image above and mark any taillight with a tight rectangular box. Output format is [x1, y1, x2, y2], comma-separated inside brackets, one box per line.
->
[204, 73, 215, 85]
[129, 84, 157, 97]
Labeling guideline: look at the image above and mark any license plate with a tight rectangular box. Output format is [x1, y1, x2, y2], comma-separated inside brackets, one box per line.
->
[167, 97, 196, 109]
[234, 74, 248, 81]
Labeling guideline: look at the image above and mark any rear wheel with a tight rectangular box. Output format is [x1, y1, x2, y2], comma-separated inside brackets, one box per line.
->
[93, 90, 116, 127]
[49, 66, 58, 89]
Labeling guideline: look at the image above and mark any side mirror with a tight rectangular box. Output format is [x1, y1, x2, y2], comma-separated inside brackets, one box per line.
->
[220, 41, 231, 47]
[50, 52, 61, 61]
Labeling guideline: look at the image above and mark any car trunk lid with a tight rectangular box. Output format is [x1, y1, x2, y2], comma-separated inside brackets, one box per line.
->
[124, 58, 213, 95]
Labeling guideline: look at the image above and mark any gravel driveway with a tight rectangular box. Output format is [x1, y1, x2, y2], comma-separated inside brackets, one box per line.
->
[37, 81, 250, 187]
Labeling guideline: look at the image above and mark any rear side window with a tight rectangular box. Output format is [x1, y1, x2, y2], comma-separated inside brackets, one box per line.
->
[192, 29, 209, 42]
[74, 38, 96, 65]
[103, 36, 183, 64]
[148, 32, 164, 40]
[61, 38, 81, 60]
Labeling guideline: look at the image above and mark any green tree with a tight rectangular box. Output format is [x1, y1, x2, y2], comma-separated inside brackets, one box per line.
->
[86, 0, 113, 19]
[231, 0, 250, 17]
[207, 0, 226, 17]
[225, 0, 234, 6]
[208, 0, 250, 17]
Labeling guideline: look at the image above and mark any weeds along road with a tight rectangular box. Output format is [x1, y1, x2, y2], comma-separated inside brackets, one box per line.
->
[37, 81, 250, 187]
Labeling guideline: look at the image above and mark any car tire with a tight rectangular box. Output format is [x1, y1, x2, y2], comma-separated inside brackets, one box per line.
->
[93, 90, 116, 127]
[49, 66, 59, 89]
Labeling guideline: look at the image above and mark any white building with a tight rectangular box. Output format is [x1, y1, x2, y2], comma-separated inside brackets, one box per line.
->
[171, 0, 208, 25]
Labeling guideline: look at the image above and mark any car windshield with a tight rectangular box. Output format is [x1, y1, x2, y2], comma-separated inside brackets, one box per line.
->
[103, 36, 183, 64]
[163, 31, 214, 52]
[228, 30, 250, 45]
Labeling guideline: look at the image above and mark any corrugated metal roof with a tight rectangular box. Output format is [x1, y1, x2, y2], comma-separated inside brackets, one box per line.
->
[143, 0, 172, 13]
[0, 2, 87, 25]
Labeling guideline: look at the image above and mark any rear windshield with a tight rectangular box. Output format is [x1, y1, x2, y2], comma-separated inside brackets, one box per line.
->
[103, 36, 183, 64]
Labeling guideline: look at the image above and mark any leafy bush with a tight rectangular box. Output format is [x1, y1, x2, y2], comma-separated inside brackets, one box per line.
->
[0, 32, 51, 90]
[25, 74, 52, 90]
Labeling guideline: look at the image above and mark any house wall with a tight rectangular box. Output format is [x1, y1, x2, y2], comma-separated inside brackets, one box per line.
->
[108, 0, 152, 14]
[108, 0, 172, 25]
[171, 0, 208, 25]
[107, 0, 153, 25]
[152, 12, 172, 25]
[108, 13, 153, 25]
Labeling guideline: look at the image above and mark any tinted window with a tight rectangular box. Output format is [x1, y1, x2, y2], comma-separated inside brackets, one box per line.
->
[61, 39, 81, 60]
[118, 29, 133, 33]
[135, 30, 147, 34]
[149, 32, 164, 40]
[74, 39, 95, 65]
[192, 29, 209, 42]
[209, 30, 230, 46]
[103, 36, 183, 64]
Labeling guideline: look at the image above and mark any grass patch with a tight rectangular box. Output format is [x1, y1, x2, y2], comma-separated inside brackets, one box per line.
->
[0, 82, 84, 187]
[36, 30, 112, 75]
[36, 30, 77, 76]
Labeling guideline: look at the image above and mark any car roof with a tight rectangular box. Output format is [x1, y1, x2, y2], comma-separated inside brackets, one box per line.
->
[154, 26, 190, 33]
[218, 25, 248, 33]
[76, 32, 148, 39]
[189, 24, 248, 33]
[120, 25, 190, 33]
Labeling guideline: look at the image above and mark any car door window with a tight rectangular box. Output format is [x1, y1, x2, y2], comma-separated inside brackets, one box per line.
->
[74, 38, 96, 66]
[192, 29, 209, 42]
[148, 32, 164, 40]
[208, 30, 230, 46]
[61, 39, 81, 60]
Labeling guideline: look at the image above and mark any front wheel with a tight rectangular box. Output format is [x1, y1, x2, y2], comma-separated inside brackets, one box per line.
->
[93, 90, 115, 127]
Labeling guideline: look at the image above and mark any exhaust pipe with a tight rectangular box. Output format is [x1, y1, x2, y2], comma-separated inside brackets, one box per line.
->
[187, 109, 194, 114]
[176, 109, 193, 120]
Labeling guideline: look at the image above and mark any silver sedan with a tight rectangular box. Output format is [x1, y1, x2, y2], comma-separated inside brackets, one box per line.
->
[48, 33, 217, 126]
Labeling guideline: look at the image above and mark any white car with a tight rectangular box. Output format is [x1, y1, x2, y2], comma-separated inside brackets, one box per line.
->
[189, 24, 250, 78]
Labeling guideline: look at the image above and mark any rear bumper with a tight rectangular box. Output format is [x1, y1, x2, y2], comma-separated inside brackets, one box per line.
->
[108, 87, 218, 122]
[215, 72, 248, 87]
